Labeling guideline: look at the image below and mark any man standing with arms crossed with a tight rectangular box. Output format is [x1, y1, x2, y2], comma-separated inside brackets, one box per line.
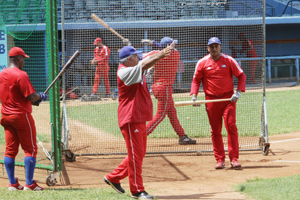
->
[190, 37, 246, 169]
[90, 37, 111, 98]
[103, 42, 175, 199]
[143, 37, 196, 145]
[0, 47, 47, 190]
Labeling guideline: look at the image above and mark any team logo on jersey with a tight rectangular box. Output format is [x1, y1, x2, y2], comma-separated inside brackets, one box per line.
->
[206, 67, 212, 70]
[222, 65, 226, 68]
[134, 129, 139, 133]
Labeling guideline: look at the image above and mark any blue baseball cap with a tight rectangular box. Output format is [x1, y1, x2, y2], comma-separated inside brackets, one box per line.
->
[119, 45, 142, 59]
[160, 37, 178, 48]
[207, 37, 221, 46]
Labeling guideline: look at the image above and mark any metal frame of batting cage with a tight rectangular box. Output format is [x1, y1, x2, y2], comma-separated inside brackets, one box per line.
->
[44, 0, 62, 187]
[59, 0, 270, 158]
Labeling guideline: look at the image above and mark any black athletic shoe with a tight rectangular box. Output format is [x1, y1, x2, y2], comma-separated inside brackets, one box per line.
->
[103, 177, 125, 193]
[179, 135, 196, 145]
[132, 191, 154, 199]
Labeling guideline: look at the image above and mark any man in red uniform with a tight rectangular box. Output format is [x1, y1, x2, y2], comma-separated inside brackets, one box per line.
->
[90, 37, 111, 98]
[0, 47, 47, 190]
[238, 32, 258, 84]
[103, 42, 175, 199]
[143, 37, 196, 145]
[190, 37, 246, 169]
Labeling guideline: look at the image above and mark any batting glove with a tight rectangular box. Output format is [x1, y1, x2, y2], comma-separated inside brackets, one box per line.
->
[39, 92, 47, 101]
[192, 95, 201, 107]
[231, 91, 241, 102]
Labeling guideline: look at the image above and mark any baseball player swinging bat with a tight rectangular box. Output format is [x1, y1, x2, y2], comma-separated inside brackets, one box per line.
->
[44, 50, 80, 94]
[175, 98, 232, 107]
[91, 14, 131, 45]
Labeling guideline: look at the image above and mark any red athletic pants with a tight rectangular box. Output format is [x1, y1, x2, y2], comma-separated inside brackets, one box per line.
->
[146, 84, 185, 137]
[106, 122, 147, 195]
[0, 113, 38, 159]
[205, 92, 239, 162]
[250, 59, 257, 84]
[93, 65, 110, 94]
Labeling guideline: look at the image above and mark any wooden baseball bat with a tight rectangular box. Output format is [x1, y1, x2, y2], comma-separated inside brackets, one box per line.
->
[44, 50, 80, 94]
[60, 86, 79, 100]
[91, 14, 126, 41]
[175, 98, 232, 107]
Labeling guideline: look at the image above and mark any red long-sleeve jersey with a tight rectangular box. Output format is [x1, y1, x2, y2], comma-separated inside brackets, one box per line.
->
[190, 53, 246, 96]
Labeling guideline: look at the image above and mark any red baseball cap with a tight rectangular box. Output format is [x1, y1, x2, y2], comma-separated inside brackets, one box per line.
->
[93, 37, 102, 45]
[9, 47, 30, 58]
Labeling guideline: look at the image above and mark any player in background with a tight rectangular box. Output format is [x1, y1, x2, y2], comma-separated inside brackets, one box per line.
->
[142, 37, 196, 145]
[90, 37, 111, 98]
[190, 37, 246, 169]
[0, 47, 47, 190]
[103, 43, 175, 199]
[238, 32, 258, 84]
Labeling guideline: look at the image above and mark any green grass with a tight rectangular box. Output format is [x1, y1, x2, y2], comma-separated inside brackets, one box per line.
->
[236, 175, 300, 200]
[66, 91, 269, 138]
[266, 90, 300, 135]
[66, 89, 300, 138]
[0, 188, 133, 200]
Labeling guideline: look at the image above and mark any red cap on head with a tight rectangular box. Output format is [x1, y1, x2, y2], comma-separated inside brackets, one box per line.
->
[9, 47, 30, 58]
[93, 37, 102, 45]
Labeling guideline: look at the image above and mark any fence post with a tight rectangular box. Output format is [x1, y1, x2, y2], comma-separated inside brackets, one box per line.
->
[295, 58, 299, 81]
[267, 59, 271, 83]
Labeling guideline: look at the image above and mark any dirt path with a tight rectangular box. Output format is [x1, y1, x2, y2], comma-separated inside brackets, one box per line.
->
[27, 132, 298, 200]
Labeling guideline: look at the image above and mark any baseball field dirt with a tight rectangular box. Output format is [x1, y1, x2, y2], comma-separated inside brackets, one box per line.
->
[0, 131, 297, 200]
[56, 131, 300, 200]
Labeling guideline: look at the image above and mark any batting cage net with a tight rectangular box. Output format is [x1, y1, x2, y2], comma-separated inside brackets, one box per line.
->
[59, 0, 267, 156]
[0, 1, 268, 181]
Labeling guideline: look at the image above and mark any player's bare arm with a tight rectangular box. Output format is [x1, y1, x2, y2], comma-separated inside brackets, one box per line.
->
[141, 41, 175, 72]
[27, 92, 47, 106]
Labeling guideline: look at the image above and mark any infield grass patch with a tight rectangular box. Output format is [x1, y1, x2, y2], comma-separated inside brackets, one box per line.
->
[66, 89, 300, 138]
[0, 187, 133, 200]
[266, 89, 300, 135]
[236, 175, 300, 200]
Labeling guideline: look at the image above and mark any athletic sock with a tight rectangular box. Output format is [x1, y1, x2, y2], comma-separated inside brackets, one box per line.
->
[24, 156, 36, 186]
[4, 156, 16, 184]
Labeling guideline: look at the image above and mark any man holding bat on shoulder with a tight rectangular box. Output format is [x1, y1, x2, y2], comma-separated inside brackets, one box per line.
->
[0, 47, 47, 190]
[190, 37, 246, 170]
[90, 37, 111, 98]
[103, 42, 175, 199]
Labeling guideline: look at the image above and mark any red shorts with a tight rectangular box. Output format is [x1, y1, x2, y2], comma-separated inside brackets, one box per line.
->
[0, 113, 38, 159]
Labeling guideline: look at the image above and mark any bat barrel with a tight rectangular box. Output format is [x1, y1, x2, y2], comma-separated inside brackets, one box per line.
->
[175, 98, 232, 107]
[44, 50, 80, 93]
